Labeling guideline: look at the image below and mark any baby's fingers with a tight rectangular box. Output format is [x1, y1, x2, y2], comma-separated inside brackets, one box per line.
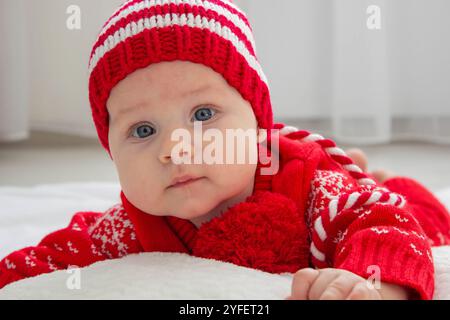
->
[319, 275, 360, 300]
[346, 281, 382, 300]
[289, 268, 320, 300]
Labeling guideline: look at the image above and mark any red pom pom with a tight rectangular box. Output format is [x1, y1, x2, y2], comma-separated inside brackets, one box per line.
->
[192, 191, 310, 273]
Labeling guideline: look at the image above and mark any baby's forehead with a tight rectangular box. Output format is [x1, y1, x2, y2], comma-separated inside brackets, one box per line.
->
[108, 81, 228, 121]
[107, 62, 238, 116]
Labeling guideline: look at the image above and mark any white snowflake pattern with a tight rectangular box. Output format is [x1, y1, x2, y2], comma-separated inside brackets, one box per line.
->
[90, 244, 103, 257]
[88, 204, 136, 258]
[4, 258, 16, 270]
[67, 241, 79, 254]
[25, 255, 36, 267]
[306, 170, 355, 226]
[410, 243, 423, 256]
[71, 223, 82, 231]
[47, 256, 57, 271]
[411, 230, 426, 240]
[29, 250, 37, 259]
[393, 227, 410, 236]
[357, 208, 373, 220]
[371, 227, 389, 235]
[332, 229, 348, 244]
[395, 214, 409, 223]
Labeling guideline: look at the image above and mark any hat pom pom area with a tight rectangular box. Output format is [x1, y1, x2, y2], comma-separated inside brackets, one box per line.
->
[192, 191, 311, 274]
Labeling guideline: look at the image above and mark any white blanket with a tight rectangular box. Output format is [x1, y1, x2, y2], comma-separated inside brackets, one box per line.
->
[0, 182, 449, 299]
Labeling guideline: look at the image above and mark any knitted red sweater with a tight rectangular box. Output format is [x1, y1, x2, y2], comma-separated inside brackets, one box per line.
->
[1, 133, 449, 300]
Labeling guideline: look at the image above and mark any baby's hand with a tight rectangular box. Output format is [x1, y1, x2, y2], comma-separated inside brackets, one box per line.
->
[286, 268, 410, 300]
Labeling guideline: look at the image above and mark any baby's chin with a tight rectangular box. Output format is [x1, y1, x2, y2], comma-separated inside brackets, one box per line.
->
[130, 189, 218, 217]
[169, 203, 218, 220]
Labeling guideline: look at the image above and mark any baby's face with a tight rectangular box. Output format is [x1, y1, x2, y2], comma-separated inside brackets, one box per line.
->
[107, 61, 259, 220]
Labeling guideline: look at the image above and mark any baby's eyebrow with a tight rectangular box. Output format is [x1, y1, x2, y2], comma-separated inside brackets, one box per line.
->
[115, 103, 147, 119]
[182, 83, 214, 98]
[114, 83, 215, 119]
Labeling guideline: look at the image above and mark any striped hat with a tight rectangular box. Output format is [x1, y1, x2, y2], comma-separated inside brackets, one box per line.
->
[88, 0, 273, 154]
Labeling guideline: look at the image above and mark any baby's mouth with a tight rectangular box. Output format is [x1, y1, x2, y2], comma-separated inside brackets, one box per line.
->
[168, 175, 205, 189]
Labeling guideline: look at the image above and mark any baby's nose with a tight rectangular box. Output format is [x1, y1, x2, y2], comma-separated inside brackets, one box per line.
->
[158, 132, 193, 164]
[159, 148, 191, 164]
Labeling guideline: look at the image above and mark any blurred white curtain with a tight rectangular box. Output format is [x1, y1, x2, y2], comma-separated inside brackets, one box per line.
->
[240, 0, 450, 144]
[0, 0, 124, 141]
[26, 0, 124, 138]
[2, 0, 449, 144]
[0, 0, 30, 142]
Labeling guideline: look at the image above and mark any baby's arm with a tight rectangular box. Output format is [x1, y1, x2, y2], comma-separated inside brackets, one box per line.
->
[292, 169, 434, 300]
[0, 211, 107, 289]
[0, 203, 144, 290]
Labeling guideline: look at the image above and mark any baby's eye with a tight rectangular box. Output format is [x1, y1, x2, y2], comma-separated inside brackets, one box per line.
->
[192, 107, 216, 122]
[130, 124, 155, 139]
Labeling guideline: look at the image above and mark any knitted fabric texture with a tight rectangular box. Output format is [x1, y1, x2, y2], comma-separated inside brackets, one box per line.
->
[88, 0, 273, 155]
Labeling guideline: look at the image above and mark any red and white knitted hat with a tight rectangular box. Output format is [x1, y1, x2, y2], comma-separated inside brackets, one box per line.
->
[88, 0, 273, 154]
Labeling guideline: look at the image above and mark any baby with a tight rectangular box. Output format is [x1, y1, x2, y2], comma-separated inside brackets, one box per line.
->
[1, 0, 450, 300]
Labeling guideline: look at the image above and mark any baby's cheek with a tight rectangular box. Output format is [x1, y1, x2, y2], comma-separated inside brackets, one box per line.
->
[120, 171, 167, 215]
[214, 163, 256, 191]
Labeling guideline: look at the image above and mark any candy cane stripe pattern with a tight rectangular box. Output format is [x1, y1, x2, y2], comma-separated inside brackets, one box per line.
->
[276, 123, 407, 267]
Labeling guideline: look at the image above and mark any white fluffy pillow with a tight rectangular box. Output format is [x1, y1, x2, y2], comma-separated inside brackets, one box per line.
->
[0, 252, 292, 299]
[0, 248, 449, 300]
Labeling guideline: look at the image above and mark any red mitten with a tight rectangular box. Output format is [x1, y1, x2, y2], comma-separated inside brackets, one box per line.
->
[192, 191, 310, 274]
